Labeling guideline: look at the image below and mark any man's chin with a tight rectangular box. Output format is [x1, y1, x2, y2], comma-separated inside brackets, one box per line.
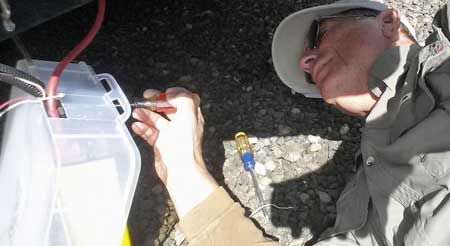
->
[323, 94, 370, 118]
[334, 104, 367, 118]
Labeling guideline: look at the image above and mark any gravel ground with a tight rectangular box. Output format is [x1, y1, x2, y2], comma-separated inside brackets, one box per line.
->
[0, 0, 446, 245]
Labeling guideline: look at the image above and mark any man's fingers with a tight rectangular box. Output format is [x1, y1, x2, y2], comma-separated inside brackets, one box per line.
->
[143, 89, 162, 99]
[192, 93, 201, 108]
[165, 87, 200, 110]
[131, 122, 159, 146]
[163, 87, 200, 121]
[133, 108, 169, 130]
[197, 106, 204, 125]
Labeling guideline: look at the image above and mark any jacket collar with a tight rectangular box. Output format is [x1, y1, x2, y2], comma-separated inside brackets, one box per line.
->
[369, 44, 421, 93]
[365, 44, 421, 129]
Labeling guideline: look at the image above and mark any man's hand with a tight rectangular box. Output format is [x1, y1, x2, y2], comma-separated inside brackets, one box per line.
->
[131, 87, 218, 218]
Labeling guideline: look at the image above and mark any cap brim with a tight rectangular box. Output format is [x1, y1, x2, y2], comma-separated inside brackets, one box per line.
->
[271, 2, 387, 98]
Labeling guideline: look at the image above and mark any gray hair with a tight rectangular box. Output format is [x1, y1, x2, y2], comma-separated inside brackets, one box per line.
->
[336, 8, 416, 42]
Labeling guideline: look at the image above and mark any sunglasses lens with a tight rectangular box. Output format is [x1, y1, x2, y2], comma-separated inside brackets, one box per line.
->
[308, 20, 319, 49]
[305, 72, 315, 84]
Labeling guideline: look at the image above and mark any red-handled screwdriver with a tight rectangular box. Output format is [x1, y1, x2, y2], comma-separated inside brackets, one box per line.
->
[130, 93, 177, 113]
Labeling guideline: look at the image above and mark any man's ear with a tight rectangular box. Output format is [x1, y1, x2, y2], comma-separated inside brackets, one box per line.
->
[377, 8, 401, 41]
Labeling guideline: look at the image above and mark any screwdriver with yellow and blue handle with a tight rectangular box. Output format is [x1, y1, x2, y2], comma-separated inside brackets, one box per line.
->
[234, 132, 269, 221]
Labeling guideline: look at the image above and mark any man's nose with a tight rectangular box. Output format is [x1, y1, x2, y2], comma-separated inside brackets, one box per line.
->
[299, 52, 318, 74]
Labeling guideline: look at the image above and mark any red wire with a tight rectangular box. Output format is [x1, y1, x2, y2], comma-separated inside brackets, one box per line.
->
[0, 96, 31, 110]
[46, 0, 106, 118]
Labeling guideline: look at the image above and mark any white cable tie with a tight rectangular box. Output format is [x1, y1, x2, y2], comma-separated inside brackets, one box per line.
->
[249, 204, 296, 218]
[37, 94, 64, 101]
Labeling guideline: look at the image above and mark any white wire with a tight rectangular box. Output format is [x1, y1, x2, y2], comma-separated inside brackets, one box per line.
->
[1, 72, 46, 97]
[249, 204, 296, 218]
[0, 94, 64, 118]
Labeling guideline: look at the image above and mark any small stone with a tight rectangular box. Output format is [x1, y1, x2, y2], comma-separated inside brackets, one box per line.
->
[258, 109, 267, 115]
[163, 238, 174, 246]
[272, 174, 285, 183]
[301, 227, 314, 241]
[290, 107, 301, 115]
[151, 184, 164, 194]
[186, 23, 193, 29]
[246, 86, 253, 91]
[260, 138, 271, 146]
[256, 149, 267, 157]
[307, 135, 321, 144]
[178, 75, 192, 83]
[274, 112, 284, 120]
[278, 125, 292, 136]
[289, 238, 306, 246]
[275, 137, 285, 145]
[167, 213, 178, 224]
[299, 192, 310, 203]
[203, 103, 211, 109]
[286, 151, 301, 163]
[284, 139, 296, 147]
[158, 233, 167, 243]
[174, 228, 186, 246]
[269, 136, 278, 143]
[308, 143, 322, 152]
[190, 57, 201, 65]
[265, 160, 277, 171]
[308, 163, 322, 172]
[303, 155, 313, 163]
[317, 190, 332, 203]
[260, 176, 272, 187]
[339, 124, 350, 135]
[208, 126, 216, 133]
[248, 136, 258, 144]
[255, 162, 267, 176]
[142, 26, 148, 32]
[273, 146, 284, 158]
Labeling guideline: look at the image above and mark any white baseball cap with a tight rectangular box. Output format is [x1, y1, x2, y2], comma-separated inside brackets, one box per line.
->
[271, 0, 417, 98]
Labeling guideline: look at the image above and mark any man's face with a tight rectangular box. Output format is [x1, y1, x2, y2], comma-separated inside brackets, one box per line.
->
[299, 17, 382, 117]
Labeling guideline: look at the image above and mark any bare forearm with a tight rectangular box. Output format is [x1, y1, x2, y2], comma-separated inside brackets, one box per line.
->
[166, 161, 219, 218]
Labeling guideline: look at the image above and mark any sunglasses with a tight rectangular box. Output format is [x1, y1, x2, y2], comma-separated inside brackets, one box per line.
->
[305, 13, 378, 84]
[308, 13, 378, 50]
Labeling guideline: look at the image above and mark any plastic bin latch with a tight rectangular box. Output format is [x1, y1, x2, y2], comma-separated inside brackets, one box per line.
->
[96, 73, 131, 124]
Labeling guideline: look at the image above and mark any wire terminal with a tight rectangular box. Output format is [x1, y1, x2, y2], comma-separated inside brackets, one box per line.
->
[130, 93, 176, 113]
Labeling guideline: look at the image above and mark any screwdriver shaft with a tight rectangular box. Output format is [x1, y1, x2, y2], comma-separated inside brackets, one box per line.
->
[249, 168, 269, 220]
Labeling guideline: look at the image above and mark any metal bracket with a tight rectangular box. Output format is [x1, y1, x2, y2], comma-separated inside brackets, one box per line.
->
[0, 0, 15, 32]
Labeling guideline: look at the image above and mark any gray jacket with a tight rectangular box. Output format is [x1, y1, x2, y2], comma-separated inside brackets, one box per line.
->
[324, 5, 450, 245]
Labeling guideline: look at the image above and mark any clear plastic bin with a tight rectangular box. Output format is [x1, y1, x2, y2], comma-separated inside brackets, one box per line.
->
[0, 60, 141, 246]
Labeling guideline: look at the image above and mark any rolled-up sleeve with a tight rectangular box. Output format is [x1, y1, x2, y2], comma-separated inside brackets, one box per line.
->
[179, 186, 279, 246]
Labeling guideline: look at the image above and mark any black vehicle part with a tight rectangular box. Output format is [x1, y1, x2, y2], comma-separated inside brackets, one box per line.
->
[0, 0, 93, 42]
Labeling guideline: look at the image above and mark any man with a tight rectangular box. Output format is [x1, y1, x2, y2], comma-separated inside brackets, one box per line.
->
[131, 0, 450, 245]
